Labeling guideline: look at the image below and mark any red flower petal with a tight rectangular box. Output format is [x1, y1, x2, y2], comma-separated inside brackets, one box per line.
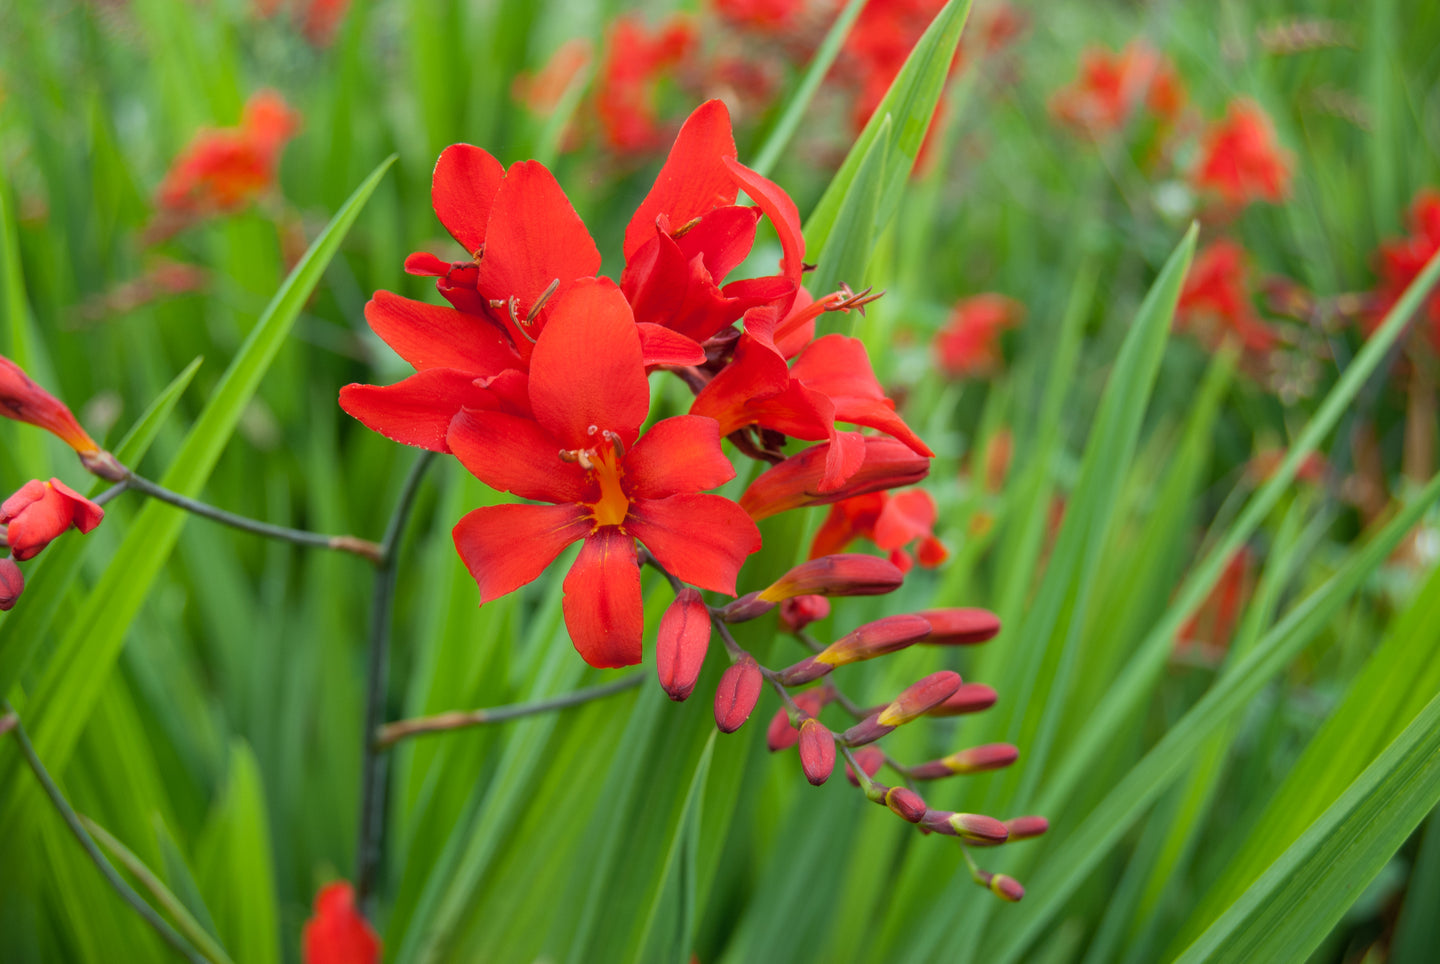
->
[674, 205, 761, 283]
[636, 324, 706, 368]
[474, 160, 600, 332]
[49, 478, 103, 533]
[740, 437, 931, 520]
[562, 528, 644, 668]
[447, 409, 590, 504]
[872, 488, 938, 550]
[623, 415, 736, 499]
[404, 251, 454, 277]
[624, 99, 739, 262]
[528, 278, 650, 449]
[453, 502, 590, 603]
[303, 882, 380, 964]
[627, 493, 761, 595]
[431, 144, 505, 254]
[339, 369, 490, 452]
[364, 290, 519, 374]
[722, 156, 804, 289]
[792, 335, 933, 456]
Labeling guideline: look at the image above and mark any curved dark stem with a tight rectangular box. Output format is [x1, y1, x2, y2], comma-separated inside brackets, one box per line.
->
[355, 451, 435, 915]
[2, 701, 209, 964]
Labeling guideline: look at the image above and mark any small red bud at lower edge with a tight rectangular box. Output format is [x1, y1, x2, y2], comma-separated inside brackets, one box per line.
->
[844, 746, 884, 786]
[758, 553, 905, 603]
[714, 656, 764, 733]
[656, 588, 711, 701]
[1004, 816, 1049, 840]
[797, 719, 836, 785]
[918, 607, 1001, 645]
[924, 683, 998, 717]
[885, 787, 926, 823]
[0, 557, 22, 611]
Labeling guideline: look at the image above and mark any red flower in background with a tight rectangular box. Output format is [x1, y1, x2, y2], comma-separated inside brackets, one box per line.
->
[514, 38, 593, 116]
[1050, 41, 1184, 137]
[596, 14, 698, 154]
[810, 488, 947, 571]
[934, 294, 1022, 378]
[1176, 548, 1254, 662]
[145, 91, 300, 242]
[1369, 188, 1440, 351]
[0, 479, 104, 561]
[712, 0, 805, 34]
[1192, 100, 1291, 208]
[447, 280, 760, 668]
[840, 0, 951, 134]
[302, 883, 379, 964]
[1176, 240, 1279, 353]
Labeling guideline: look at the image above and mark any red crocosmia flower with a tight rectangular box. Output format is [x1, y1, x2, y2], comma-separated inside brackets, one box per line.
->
[741, 437, 932, 521]
[146, 91, 300, 241]
[1, 354, 102, 456]
[1192, 100, 1292, 208]
[712, 0, 804, 34]
[403, 143, 601, 357]
[0, 479, 104, 561]
[1176, 240, 1279, 354]
[1050, 42, 1184, 137]
[595, 14, 697, 155]
[809, 489, 947, 572]
[514, 38, 594, 115]
[447, 279, 760, 668]
[1368, 188, 1440, 351]
[302, 882, 379, 964]
[934, 294, 1023, 378]
[300, 0, 352, 47]
[838, 0, 953, 134]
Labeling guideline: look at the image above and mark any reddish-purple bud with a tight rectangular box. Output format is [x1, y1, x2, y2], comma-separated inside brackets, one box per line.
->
[656, 589, 711, 701]
[918, 607, 1001, 644]
[876, 671, 963, 727]
[758, 554, 905, 603]
[779, 594, 830, 632]
[844, 746, 884, 786]
[950, 813, 1009, 845]
[920, 809, 959, 835]
[815, 614, 933, 668]
[777, 655, 832, 686]
[719, 590, 776, 623]
[714, 656, 764, 733]
[924, 683, 998, 717]
[0, 557, 22, 611]
[765, 688, 832, 751]
[841, 711, 895, 747]
[946, 743, 1019, 775]
[798, 719, 836, 785]
[740, 437, 932, 521]
[885, 786, 926, 823]
[987, 873, 1025, 902]
[1004, 816, 1049, 840]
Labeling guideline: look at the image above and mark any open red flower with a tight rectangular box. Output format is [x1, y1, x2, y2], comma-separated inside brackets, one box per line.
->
[0, 479, 104, 561]
[1050, 42, 1184, 138]
[1192, 100, 1292, 208]
[934, 294, 1023, 378]
[809, 488, 947, 571]
[447, 279, 760, 668]
[1369, 188, 1440, 351]
[302, 882, 379, 964]
[1176, 240, 1279, 353]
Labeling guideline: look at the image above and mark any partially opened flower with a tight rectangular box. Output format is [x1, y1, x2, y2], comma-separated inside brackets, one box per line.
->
[447, 279, 760, 667]
[934, 294, 1023, 378]
[1176, 240, 1280, 354]
[809, 489, 947, 571]
[1, 355, 102, 457]
[1192, 100, 1292, 208]
[0, 479, 104, 561]
[302, 882, 379, 964]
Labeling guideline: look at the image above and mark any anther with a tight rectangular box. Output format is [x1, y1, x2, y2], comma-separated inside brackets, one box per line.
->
[526, 278, 560, 326]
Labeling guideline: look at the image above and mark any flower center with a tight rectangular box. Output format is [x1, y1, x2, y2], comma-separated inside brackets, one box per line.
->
[563, 428, 630, 529]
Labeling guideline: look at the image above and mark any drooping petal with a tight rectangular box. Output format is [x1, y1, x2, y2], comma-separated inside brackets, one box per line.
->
[453, 502, 589, 603]
[528, 278, 650, 449]
[636, 324, 706, 368]
[404, 251, 454, 277]
[624, 99, 739, 261]
[447, 409, 590, 504]
[791, 335, 933, 456]
[722, 156, 805, 290]
[627, 493, 761, 595]
[431, 144, 506, 254]
[364, 290, 519, 374]
[474, 160, 600, 333]
[623, 415, 736, 499]
[562, 527, 644, 668]
[339, 369, 491, 452]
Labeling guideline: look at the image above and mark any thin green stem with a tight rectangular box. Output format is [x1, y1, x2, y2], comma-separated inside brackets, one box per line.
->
[2, 702, 208, 964]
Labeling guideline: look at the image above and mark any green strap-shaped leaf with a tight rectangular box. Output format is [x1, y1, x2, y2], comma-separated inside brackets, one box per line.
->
[808, 114, 890, 301]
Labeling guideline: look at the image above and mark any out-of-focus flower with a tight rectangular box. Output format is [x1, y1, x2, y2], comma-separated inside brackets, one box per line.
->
[1247, 447, 1327, 486]
[302, 882, 379, 964]
[1, 355, 102, 457]
[1191, 100, 1292, 208]
[712, 0, 805, 34]
[1368, 188, 1440, 351]
[72, 259, 209, 326]
[0, 557, 23, 611]
[934, 294, 1023, 378]
[514, 38, 593, 115]
[446, 280, 760, 668]
[595, 14, 697, 154]
[808, 489, 947, 571]
[1176, 547, 1254, 662]
[145, 90, 300, 242]
[300, 0, 351, 46]
[1176, 240, 1280, 353]
[1050, 41, 1184, 138]
[0, 479, 104, 561]
[838, 0, 951, 134]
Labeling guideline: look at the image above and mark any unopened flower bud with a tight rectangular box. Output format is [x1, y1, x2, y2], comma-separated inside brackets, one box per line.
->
[814, 614, 933, 669]
[841, 711, 892, 747]
[719, 590, 776, 623]
[765, 687, 832, 751]
[0, 479, 104, 561]
[0, 355, 101, 456]
[779, 595, 829, 632]
[0, 557, 22, 611]
[918, 608, 1001, 645]
[949, 813, 1009, 845]
[797, 719, 835, 785]
[844, 746, 884, 786]
[885, 786, 926, 823]
[920, 809, 958, 835]
[877, 671, 962, 727]
[714, 655, 764, 733]
[656, 588, 710, 701]
[758, 554, 904, 603]
[924, 683, 998, 717]
[1004, 816, 1049, 841]
[740, 437, 931, 520]
[987, 873, 1024, 902]
[910, 743, 1018, 780]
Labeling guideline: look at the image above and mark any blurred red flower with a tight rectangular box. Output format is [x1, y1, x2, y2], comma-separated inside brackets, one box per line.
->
[712, 0, 805, 34]
[1192, 100, 1291, 208]
[840, 0, 950, 134]
[934, 293, 1023, 378]
[1369, 188, 1440, 351]
[1050, 41, 1184, 137]
[0, 479, 104, 561]
[596, 14, 698, 154]
[1176, 548, 1254, 662]
[1176, 240, 1279, 353]
[302, 882, 379, 964]
[514, 38, 593, 115]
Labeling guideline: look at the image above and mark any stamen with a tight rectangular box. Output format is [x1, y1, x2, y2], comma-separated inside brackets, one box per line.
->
[526, 278, 561, 327]
[602, 429, 626, 460]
